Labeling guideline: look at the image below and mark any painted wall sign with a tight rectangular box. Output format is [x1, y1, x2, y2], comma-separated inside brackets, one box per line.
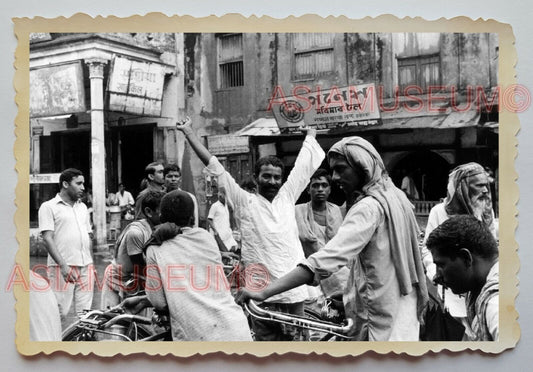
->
[108, 56, 165, 116]
[207, 135, 249, 155]
[30, 62, 86, 118]
[29, 32, 52, 43]
[270, 83, 381, 133]
[29, 173, 60, 184]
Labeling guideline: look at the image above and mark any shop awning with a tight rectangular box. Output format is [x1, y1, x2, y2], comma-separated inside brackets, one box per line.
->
[236, 108, 493, 136]
[235, 118, 280, 136]
[378, 107, 482, 130]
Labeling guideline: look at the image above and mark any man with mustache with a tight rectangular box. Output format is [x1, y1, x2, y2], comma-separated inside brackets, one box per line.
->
[421, 162, 496, 338]
[38, 168, 94, 323]
[176, 117, 324, 341]
[134, 162, 165, 219]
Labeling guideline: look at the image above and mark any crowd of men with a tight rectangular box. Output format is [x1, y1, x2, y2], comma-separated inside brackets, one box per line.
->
[32, 118, 499, 343]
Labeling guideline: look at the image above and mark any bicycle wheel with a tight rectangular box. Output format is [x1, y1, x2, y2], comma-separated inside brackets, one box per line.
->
[62, 322, 98, 341]
[62, 319, 155, 341]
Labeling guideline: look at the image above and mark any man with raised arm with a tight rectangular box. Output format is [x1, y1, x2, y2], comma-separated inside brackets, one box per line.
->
[176, 117, 325, 341]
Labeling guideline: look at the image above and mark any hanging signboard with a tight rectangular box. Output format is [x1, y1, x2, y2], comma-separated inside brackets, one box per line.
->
[207, 135, 249, 155]
[270, 83, 381, 133]
[30, 62, 86, 118]
[108, 56, 165, 116]
[29, 173, 61, 184]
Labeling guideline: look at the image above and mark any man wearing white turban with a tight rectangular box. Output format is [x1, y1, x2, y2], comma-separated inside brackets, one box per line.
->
[238, 136, 428, 341]
[421, 162, 496, 338]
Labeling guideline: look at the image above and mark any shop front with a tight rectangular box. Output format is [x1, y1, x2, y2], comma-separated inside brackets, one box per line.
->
[29, 33, 181, 250]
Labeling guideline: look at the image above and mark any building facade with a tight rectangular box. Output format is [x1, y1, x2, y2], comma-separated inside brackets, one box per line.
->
[183, 32, 498, 212]
[29, 33, 187, 249]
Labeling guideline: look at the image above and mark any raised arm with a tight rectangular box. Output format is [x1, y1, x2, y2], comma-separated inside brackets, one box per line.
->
[176, 117, 212, 166]
[282, 125, 325, 201]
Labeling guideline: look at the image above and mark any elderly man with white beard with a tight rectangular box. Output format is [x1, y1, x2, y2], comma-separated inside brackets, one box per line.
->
[421, 162, 497, 339]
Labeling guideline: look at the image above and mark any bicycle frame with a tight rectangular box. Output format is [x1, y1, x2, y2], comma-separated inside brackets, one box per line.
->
[244, 300, 354, 340]
[62, 307, 170, 341]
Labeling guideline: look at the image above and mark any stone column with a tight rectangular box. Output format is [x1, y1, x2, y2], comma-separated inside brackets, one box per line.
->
[85, 58, 108, 252]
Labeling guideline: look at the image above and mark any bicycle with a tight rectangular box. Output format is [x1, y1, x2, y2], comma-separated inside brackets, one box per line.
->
[244, 299, 354, 341]
[62, 295, 171, 341]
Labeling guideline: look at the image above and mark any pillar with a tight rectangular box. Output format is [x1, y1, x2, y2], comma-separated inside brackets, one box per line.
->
[85, 58, 108, 252]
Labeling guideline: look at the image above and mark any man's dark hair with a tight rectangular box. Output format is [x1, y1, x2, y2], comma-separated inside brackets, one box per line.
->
[426, 215, 498, 260]
[164, 163, 181, 177]
[310, 168, 332, 186]
[141, 190, 165, 213]
[144, 162, 163, 177]
[254, 156, 285, 177]
[160, 190, 195, 226]
[59, 168, 83, 188]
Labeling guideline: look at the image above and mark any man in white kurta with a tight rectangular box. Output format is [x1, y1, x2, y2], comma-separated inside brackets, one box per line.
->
[208, 187, 238, 251]
[205, 133, 324, 340]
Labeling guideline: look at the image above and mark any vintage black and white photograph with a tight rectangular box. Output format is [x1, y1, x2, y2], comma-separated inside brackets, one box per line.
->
[15, 15, 518, 357]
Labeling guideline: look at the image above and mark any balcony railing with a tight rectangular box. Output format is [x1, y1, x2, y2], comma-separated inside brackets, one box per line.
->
[412, 200, 440, 216]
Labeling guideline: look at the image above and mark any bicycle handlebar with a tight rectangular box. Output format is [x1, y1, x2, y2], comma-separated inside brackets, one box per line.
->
[244, 299, 354, 339]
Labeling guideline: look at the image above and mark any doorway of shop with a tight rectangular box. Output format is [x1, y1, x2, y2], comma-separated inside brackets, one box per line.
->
[391, 150, 451, 202]
[114, 124, 155, 199]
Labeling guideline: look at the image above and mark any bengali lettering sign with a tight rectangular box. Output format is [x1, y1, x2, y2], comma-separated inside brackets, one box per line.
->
[270, 83, 381, 133]
[207, 135, 249, 155]
[29, 173, 60, 184]
[30, 62, 86, 118]
[108, 56, 165, 116]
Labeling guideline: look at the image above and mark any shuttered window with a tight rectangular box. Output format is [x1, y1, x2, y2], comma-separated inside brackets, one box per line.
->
[292, 33, 335, 80]
[218, 34, 244, 88]
[398, 55, 440, 92]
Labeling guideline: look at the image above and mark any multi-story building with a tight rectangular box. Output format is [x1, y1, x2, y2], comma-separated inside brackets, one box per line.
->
[183, 32, 498, 212]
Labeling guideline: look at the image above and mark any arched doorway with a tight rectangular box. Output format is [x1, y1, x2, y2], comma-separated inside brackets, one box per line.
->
[391, 151, 451, 201]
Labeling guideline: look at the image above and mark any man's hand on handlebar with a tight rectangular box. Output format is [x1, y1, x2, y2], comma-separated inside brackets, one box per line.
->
[235, 288, 267, 305]
[119, 295, 152, 315]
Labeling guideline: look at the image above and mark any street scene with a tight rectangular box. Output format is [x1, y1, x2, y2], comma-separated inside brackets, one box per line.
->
[28, 32, 499, 342]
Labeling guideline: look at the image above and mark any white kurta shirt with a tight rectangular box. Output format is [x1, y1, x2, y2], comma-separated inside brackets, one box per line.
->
[208, 200, 238, 249]
[206, 135, 325, 303]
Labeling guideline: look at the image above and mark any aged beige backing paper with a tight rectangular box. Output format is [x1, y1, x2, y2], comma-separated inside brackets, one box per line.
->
[13, 13, 519, 357]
